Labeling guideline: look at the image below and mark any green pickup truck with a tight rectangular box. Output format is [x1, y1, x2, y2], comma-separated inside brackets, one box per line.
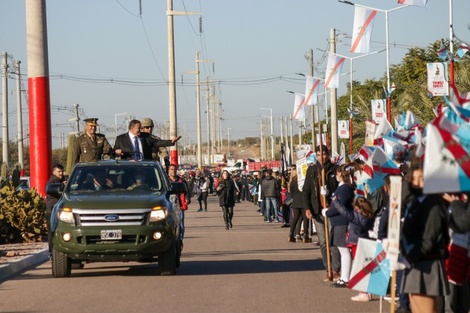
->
[47, 160, 186, 277]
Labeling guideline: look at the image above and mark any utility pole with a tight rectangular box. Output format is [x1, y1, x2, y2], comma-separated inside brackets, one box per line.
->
[206, 78, 211, 166]
[73, 104, 80, 134]
[15, 60, 24, 169]
[289, 115, 293, 165]
[2, 52, 9, 168]
[329, 28, 338, 155]
[227, 127, 231, 157]
[309, 49, 316, 148]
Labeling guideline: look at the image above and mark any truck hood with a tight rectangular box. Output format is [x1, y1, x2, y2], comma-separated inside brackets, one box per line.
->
[62, 191, 168, 209]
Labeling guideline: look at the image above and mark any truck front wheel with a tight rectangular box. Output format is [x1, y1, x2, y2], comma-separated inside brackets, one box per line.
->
[159, 242, 177, 275]
[52, 248, 72, 277]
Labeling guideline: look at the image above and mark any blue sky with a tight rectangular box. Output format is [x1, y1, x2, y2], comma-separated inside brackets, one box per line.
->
[1, 0, 469, 149]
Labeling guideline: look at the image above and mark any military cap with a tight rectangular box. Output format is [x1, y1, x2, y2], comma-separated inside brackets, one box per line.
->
[84, 118, 99, 126]
[141, 118, 154, 128]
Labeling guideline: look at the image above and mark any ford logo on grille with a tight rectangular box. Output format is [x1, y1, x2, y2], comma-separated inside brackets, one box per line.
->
[104, 214, 120, 222]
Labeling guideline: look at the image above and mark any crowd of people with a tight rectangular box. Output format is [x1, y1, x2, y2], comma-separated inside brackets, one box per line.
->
[47, 116, 470, 313]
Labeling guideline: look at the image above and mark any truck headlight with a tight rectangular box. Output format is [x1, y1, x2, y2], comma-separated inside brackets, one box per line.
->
[58, 208, 75, 224]
[149, 206, 168, 222]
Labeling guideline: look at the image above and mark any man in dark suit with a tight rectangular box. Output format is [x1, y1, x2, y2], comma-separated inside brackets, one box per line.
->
[114, 119, 181, 160]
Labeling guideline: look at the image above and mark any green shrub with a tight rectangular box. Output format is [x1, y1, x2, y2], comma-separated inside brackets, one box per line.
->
[0, 183, 47, 243]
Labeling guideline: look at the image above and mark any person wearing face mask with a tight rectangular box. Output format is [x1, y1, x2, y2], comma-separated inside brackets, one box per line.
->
[400, 162, 450, 313]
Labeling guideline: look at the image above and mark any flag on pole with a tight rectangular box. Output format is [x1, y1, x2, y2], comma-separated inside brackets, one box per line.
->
[437, 43, 449, 61]
[456, 41, 470, 58]
[349, 238, 390, 296]
[293, 94, 305, 120]
[304, 76, 321, 105]
[350, 7, 377, 54]
[423, 113, 470, 194]
[325, 53, 345, 89]
[397, 0, 428, 7]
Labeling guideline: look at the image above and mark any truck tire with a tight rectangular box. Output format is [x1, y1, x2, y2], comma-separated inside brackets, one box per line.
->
[159, 242, 176, 275]
[52, 248, 71, 277]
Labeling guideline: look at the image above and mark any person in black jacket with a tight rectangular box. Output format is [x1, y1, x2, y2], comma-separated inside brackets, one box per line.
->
[303, 145, 339, 282]
[114, 119, 180, 160]
[217, 170, 236, 230]
[400, 163, 450, 312]
[287, 165, 310, 243]
[45, 164, 66, 253]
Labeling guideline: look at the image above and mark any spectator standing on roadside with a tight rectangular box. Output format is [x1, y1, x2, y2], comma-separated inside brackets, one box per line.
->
[325, 165, 356, 288]
[168, 164, 190, 249]
[303, 145, 340, 282]
[72, 118, 113, 164]
[400, 162, 450, 313]
[288, 166, 311, 242]
[45, 164, 66, 254]
[216, 170, 237, 230]
[197, 175, 210, 212]
[261, 169, 280, 223]
[140, 118, 170, 169]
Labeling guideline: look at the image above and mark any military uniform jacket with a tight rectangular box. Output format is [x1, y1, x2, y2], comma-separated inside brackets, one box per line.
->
[73, 133, 112, 164]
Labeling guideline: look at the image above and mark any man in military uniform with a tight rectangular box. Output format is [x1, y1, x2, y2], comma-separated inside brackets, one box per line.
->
[140, 117, 170, 169]
[72, 118, 112, 164]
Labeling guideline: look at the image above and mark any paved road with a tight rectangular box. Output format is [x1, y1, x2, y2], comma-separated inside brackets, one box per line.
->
[0, 196, 390, 313]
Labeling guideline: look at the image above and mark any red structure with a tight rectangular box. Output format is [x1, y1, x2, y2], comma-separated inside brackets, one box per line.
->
[26, 0, 52, 196]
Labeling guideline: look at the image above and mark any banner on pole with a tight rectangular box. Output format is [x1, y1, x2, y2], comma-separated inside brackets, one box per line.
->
[349, 238, 390, 296]
[304, 76, 321, 105]
[338, 120, 349, 139]
[293, 94, 305, 120]
[325, 53, 345, 89]
[427, 62, 448, 96]
[371, 99, 387, 125]
[398, 0, 428, 7]
[350, 7, 377, 54]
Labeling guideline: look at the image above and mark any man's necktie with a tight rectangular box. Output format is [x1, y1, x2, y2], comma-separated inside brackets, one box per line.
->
[133, 136, 139, 160]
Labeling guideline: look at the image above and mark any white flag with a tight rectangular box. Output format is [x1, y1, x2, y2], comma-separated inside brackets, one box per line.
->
[338, 120, 350, 139]
[371, 99, 387, 125]
[325, 53, 345, 89]
[398, 0, 428, 7]
[293, 94, 305, 120]
[304, 76, 321, 105]
[350, 7, 377, 54]
[427, 62, 448, 97]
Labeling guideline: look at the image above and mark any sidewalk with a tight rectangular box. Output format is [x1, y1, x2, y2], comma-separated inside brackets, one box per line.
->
[0, 242, 49, 282]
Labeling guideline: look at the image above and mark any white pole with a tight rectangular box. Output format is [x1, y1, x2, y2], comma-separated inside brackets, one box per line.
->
[2, 52, 9, 168]
[16, 61, 24, 169]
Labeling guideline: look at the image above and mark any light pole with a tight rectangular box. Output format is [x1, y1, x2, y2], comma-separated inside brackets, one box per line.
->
[167, 0, 200, 166]
[114, 112, 127, 144]
[260, 108, 274, 161]
[334, 49, 385, 154]
[338, 0, 409, 122]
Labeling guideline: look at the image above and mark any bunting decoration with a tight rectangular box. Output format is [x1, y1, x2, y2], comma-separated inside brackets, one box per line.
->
[293, 94, 305, 120]
[423, 112, 470, 194]
[325, 53, 345, 89]
[304, 76, 321, 105]
[350, 7, 377, 54]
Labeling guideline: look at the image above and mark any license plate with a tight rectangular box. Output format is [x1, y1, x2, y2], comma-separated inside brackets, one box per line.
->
[100, 230, 122, 240]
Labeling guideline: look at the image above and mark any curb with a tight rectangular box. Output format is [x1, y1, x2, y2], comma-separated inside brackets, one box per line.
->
[0, 249, 49, 282]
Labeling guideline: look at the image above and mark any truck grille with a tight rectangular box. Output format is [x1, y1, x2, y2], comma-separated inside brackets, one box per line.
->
[73, 208, 151, 226]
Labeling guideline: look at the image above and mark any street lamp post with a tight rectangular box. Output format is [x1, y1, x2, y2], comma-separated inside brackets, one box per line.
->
[335, 49, 385, 154]
[260, 108, 274, 161]
[114, 112, 127, 144]
[338, 0, 409, 122]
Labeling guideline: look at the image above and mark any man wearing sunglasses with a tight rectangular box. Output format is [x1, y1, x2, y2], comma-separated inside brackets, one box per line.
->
[140, 118, 170, 169]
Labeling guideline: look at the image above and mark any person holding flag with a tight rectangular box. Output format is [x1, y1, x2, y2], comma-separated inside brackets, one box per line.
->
[303, 145, 340, 281]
